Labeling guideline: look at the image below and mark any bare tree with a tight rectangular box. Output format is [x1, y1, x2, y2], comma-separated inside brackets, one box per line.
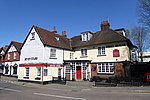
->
[130, 26, 149, 62]
[138, 0, 150, 28]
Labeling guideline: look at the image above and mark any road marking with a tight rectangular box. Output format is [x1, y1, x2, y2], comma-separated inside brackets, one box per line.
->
[34, 92, 86, 100]
[0, 87, 22, 92]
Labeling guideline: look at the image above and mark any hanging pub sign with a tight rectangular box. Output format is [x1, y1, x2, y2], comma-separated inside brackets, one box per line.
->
[113, 49, 120, 57]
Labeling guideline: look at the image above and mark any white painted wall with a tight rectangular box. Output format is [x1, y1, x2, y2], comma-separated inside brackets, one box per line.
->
[20, 27, 64, 64]
[3, 61, 19, 76]
[20, 27, 44, 64]
[43, 46, 63, 64]
[140, 52, 150, 62]
[0, 50, 5, 55]
[8, 45, 17, 52]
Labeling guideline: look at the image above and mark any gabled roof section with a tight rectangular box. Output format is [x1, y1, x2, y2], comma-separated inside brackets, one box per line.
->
[33, 25, 71, 50]
[6, 41, 22, 53]
[71, 29, 133, 48]
[0, 45, 9, 54]
[12, 41, 22, 52]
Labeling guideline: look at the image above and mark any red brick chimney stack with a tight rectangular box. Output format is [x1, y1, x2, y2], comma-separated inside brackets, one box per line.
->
[101, 21, 110, 31]
[62, 31, 67, 37]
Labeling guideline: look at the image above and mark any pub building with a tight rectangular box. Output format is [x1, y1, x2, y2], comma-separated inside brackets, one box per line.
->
[64, 21, 138, 81]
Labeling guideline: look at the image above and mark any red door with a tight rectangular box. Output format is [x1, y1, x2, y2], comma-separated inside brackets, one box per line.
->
[76, 66, 82, 80]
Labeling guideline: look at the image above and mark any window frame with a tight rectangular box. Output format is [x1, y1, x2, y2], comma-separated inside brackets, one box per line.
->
[81, 48, 87, 57]
[98, 46, 106, 56]
[70, 52, 74, 60]
[44, 68, 48, 76]
[30, 32, 35, 40]
[25, 67, 29, 77]
[36, 67, 41, 77]
[14, 52, 16, 60]
[65, 64, 71, 74]
[97, 63, 114, 74]
[50, 48, 56, 59]
[8, 52, 10, 60]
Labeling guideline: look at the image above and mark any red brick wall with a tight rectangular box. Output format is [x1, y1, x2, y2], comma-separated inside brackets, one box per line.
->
[114, 63, 124, 77]
[4, 51, 20, 62]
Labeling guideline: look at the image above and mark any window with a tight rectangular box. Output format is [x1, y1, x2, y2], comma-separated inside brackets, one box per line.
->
[98, 63, 114, 73]
[31, 32, 35, 40]
[5, 67, 9, 74]
[70, 52, 74, 59]
[50, 48, 56, 58]
[44, 69, 48, 76]
[81, 49, 87, 57]
[83, 34, 87, 41]
[37, 67, 41, 77]
[14, 52, 16, 59]
[83, 63, 87, 73]
[72, 63, 75, 73]
[58, 68, 61, 76]
[8, 52, 10, 60]
[65, 64, 71, 73]
[98, 46, 106, 55]
[13, 64, 18, 74]
[25, 68, 29, 77]
[131, 50, 138, 61]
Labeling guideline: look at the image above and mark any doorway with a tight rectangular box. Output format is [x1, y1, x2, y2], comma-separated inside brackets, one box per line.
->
[76, 66, 82, 80]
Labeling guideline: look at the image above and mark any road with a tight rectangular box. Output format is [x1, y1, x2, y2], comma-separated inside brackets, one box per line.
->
[0, 81, 150, 100]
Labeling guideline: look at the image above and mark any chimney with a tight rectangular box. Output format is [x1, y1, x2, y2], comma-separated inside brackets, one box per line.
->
[101, 21, 110, 31]
[62, 31, 67, 37]
[53, 26, 57, 33]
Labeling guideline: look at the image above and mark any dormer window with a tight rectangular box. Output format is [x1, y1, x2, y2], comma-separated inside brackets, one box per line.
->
[55, 37, 59, 41]
[81, 31, 93, 42]
[31, 32, 35, 40]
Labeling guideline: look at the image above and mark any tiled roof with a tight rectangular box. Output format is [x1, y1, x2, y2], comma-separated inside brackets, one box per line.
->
[34, 26, 71, 50]
[12, 41, 22, 52]
[3, 46, 9, 52]
[0, 45, 9, 54]
[71, 29, 132, 48]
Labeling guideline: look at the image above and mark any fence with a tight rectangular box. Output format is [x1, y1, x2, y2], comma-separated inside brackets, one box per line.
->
[95, 62, 150, 87]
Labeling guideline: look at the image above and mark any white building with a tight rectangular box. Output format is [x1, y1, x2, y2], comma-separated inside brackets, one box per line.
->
[18, 25, 71, 83]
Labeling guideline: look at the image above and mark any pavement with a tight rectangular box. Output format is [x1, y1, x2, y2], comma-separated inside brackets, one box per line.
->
[0, 76, 94, 90]
[1, 76, 150, 94]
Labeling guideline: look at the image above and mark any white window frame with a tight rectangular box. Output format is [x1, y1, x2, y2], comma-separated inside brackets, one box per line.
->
[8, 52, 10, 60]
[25, 67, 29, 77]
[98, 46, 106, 55]
[14, 52, 16, 60]
[70, 52, 74, 60]
[44, 68, 48, 76]
[36, 67, 41, 77]
[58, 68, 61, 76]
[65, 64, 71, 73]
[81, 49, 87, 57]
[97, 63, 114, 74]
[50, 48, 56, 59]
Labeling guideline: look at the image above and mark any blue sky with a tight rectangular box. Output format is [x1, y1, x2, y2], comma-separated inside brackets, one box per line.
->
[0, 0, 138, 47]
